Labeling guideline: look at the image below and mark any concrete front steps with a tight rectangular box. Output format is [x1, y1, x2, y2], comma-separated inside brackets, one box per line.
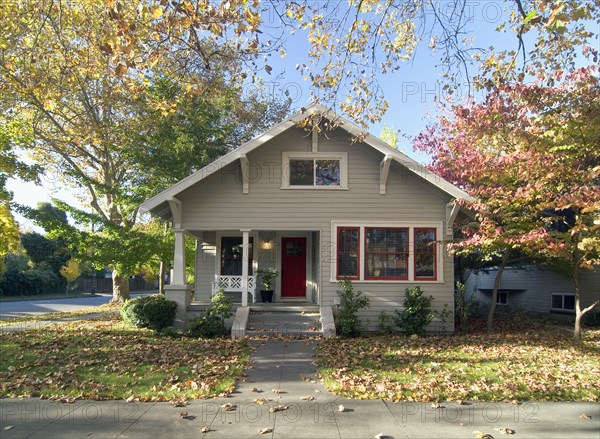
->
[231, 304, 336, 338]
[246, 309, 322, 338]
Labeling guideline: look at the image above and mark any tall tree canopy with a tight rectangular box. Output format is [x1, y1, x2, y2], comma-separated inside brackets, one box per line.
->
[1, 0, 290, 300]
[414, 66, 600, 342]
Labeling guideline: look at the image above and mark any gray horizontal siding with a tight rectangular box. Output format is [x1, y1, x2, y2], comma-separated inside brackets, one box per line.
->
[184, 127, 456, 327]
[465, 266, 600, 313]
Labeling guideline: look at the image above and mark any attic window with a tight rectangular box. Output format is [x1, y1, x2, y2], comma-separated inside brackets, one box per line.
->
[282, 152, 348, 189]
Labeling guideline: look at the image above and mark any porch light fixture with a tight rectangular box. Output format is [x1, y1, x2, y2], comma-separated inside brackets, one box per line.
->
[261, 240, 273, 250]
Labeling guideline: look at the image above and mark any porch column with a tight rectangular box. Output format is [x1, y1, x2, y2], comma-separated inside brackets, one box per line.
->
[165, 198, 192, 330]
[172, 229, 186, 285]
[241, 229, 250, 307]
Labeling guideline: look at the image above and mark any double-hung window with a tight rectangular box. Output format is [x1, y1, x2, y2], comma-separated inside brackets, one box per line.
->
[333, 224, 441, 282]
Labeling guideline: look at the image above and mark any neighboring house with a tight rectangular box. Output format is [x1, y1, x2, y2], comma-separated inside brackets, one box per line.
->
[140, 104, 472, 332]
[464, 265, 600, 315]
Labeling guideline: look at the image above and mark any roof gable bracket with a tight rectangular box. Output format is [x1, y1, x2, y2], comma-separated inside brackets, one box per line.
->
[379, 155, 393, 195]
[239, 154, 249, 194]
[312, 125, 318, 152]
[168, 197, 183, 229]
[446, 201, 461, 236]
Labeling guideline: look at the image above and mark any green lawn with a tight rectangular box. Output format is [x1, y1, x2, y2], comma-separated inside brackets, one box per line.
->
[318, 318, 600, 403]
[0, 314, 251, 401]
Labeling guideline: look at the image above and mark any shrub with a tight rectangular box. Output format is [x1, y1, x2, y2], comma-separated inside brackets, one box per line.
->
[120, 294, 177, 332]
[334, 277, 370, 338]
[187, 290, 234, 338]
[393, 286, 435, 336]
[0, 254, 66, 296]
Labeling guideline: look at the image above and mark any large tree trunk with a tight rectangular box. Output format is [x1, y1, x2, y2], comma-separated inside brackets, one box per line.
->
[572, 243, 599, 344]
[112, 271, 130, 302]
[487, 248, 511, 334]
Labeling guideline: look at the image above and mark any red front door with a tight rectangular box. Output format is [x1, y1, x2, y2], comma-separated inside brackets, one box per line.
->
[281, 237, 307, 298]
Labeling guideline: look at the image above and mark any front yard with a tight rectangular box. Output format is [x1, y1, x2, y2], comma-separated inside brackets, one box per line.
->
[0, 314, 250, 401]
[318, 317, 600, 402]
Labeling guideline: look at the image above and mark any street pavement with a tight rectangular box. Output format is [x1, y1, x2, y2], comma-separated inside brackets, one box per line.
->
[1, 339, 599, 439]
[0, 293, 152, 320]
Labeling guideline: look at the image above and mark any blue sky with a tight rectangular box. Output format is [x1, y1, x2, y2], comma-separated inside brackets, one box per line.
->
[8, 1, 516, 228]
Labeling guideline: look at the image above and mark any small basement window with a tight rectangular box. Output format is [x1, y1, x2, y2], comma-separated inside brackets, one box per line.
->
[551, 292, 575, 312]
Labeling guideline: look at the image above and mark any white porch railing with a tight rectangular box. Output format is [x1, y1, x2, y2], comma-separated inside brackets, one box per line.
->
[211, 275, 257, 303]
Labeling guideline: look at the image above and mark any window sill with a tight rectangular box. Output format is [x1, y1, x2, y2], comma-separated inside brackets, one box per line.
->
[331, 279, 445, 284]
[281, 186, 349, 190]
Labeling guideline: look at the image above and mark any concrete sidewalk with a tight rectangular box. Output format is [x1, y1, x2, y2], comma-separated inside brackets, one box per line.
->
[1, 340, 599, 438]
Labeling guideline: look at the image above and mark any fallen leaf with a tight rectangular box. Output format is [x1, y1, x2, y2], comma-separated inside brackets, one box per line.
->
[272, 388, 283, 394]
[4, 426, 14, 430]
[269, 404, 289, 413]
[200, 426, 211, 433]
[258, 427, 273, 434]
[374, 434, 389, 439]
[179, 411, 189, 419]
[125, 395, 139, 403]
[460, 423, 466, 426]
[579, 413, 591, 420]
[431, 402, 445, 409]
[254, 398, 271, 405]
[473, 431, 494, 439]
[338, 404, 346, 412]
[170, 398, 188, 407]
[250, 387, 262, 393]
[301, 395, 315, 401]
[222, 403, 236, 411]
[495, 427, 515, 435]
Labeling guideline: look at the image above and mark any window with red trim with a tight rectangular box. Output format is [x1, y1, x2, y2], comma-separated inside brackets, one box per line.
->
[414, 228, 436, 280]
[337, 227, 359, 279]
[365, 228, 409, 280]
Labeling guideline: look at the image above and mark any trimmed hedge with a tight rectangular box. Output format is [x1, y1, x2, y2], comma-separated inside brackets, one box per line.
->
[120, 294, 177, 332]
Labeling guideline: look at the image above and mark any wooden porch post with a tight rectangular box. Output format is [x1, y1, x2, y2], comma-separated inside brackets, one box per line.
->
[165, 197, 192, 329]
[172, 229, 186, 285]
[241, 229, 250, 307]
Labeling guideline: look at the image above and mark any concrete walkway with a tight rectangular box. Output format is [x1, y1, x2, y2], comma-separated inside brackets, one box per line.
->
[1, 339, 599, 438]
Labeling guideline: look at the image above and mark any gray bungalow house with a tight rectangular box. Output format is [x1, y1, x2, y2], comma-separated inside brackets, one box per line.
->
[139, 104, 473, 334]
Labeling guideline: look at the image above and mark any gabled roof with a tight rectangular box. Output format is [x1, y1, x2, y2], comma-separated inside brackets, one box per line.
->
[140, 103, 473, 219]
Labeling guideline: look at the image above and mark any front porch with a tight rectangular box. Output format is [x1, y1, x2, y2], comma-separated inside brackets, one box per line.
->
[192, 229, 321, 307]
[164, 225, 322, 329]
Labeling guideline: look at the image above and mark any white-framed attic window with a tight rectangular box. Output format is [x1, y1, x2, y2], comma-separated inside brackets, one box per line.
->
[282, 152, 348, 189]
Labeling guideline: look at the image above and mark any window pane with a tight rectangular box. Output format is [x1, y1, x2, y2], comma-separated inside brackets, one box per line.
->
[365, 228, 408, 279]
[221, 237, 253, 275]
[290, 160, 314, 185]
[415, 228, 436, 279]
[563, 295, 575, 310]
[551, 294, 563, 309]
[338, 228, 359, 278]
[316, 160, 340, 186]
[415, 254, 435, 277]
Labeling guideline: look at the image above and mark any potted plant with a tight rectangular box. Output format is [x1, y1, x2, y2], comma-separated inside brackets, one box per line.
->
[256, 268, 278, 303]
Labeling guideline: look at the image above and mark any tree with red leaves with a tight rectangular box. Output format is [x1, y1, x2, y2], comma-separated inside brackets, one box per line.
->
[414, 67, 600, 342]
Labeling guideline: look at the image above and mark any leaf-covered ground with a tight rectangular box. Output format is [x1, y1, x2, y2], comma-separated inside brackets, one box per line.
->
[0, 314, 250, 401]
[318, 319, 600, 403]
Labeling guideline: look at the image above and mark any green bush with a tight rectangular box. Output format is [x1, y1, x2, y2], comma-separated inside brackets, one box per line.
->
[334, 277, 370, 338]
[187, 290, 234, 338]
[120, 294, 177, 332]
[393, 286, 435, 336]
[0, 254, 66, 296]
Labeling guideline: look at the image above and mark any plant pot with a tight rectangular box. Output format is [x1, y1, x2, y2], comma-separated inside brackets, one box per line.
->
[260, 290, 274, 303]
